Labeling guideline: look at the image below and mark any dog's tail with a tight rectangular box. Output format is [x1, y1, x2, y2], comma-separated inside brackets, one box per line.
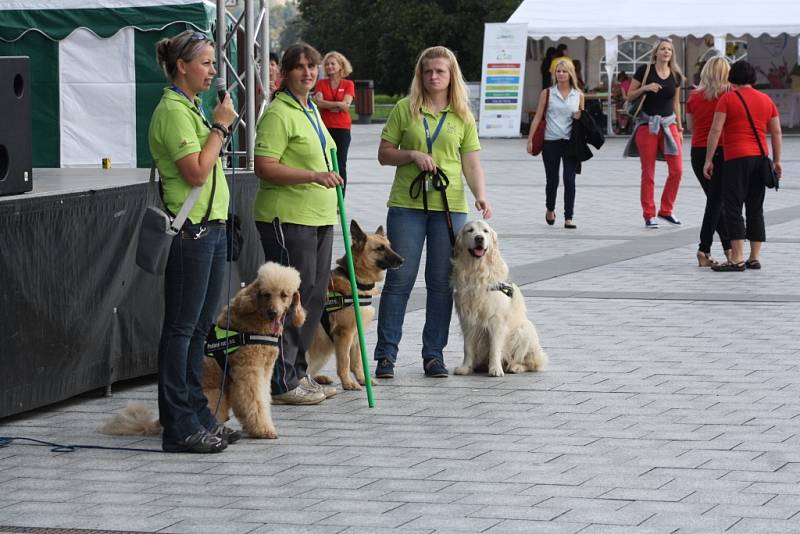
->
[97, 402, 161, 436]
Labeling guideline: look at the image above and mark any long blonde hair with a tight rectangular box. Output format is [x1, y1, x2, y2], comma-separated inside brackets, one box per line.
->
[650, 38, 685, 84]
[552, 59, 581, 92]
[697, 56, 730, 100]
[408, 46, 473, 123]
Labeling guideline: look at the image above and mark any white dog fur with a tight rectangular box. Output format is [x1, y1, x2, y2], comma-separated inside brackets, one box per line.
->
[451, 220, 548, 377]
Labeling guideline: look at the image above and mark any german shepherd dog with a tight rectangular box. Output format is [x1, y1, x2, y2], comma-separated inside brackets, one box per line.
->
[306, 220, 403, 390]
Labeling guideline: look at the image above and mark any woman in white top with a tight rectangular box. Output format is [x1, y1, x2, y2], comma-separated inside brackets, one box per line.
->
[527, 59, 583, 229]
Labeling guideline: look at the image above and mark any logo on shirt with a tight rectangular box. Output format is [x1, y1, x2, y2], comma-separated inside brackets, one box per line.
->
[446, 123, 457, 135]
[179, 139, 188, 148]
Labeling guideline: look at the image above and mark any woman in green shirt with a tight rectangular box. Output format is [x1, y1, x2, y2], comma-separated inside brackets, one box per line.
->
[374, 46, 492, 379]
[148, 30, 237, 453]
[254, 42, 342, 405]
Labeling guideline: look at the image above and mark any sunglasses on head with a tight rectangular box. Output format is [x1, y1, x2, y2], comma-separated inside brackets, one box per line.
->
[178, 31, 210, 59]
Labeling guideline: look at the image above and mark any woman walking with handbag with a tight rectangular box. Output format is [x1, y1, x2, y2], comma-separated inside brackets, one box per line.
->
[686, 56, 732, 267]
[703, 60, 782, 271]
[254, 42, 343, 403]
[624, 38, 685, 228]
[527, 59, 583, 229]
[372, 45, 492, 379]
[148, 30, 238, 453]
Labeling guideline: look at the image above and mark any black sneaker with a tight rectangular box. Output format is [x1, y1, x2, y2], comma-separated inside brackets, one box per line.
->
[375, 358, 395, 379]
[212, 423, 243, 444]
[163, 430, 227, 453]
[423, 358, 449, 378]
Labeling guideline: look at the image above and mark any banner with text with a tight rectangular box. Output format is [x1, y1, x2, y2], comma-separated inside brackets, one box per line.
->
[479, 23, 528, 138]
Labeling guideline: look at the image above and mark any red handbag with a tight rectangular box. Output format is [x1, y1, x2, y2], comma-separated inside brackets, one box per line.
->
[530, 88, 550, 156]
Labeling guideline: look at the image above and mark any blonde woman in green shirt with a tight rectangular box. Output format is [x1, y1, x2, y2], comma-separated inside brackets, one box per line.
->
[254, 42, 343, 405]
[374, 46, 492, 379]
[148, 30, 237, 453]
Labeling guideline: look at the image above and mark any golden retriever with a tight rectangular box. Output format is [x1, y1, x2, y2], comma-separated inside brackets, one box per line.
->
[451, 220, 548, 377]
[306, 220, 403, 390]
[99, 262, 305, 439]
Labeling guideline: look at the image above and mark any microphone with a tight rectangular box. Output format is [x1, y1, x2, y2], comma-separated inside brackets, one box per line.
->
[215, 78, 227, 103]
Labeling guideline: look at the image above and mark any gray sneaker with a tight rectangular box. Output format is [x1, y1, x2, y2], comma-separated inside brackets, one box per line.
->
[299, 375, 337, 399]
[271, 383, 325, 405]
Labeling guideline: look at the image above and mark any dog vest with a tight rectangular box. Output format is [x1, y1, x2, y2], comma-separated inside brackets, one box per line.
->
[489, 282, 514, 298]
[204, 325, 281, 370]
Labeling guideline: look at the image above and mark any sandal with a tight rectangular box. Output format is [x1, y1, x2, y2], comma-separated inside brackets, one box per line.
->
[745, 259, 761, 270]
[711, 261, 746, 272]
[696, 251, 719, 268]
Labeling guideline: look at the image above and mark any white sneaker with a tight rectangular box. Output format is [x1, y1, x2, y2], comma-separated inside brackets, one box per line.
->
[299, 375, 337, 399]
[645, 218, 659, 228]
[271, 383, 325, 405]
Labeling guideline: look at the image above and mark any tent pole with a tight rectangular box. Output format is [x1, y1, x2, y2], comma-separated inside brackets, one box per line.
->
[259, 0, 269, 115]
[245, 0, 256, 170]
[216, 0, 226, 88]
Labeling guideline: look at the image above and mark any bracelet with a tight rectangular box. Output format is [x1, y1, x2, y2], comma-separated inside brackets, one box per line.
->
[211, 123, 229, 138]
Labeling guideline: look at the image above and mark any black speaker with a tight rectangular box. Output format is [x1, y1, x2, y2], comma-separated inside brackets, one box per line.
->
[0, 56, 33, 196]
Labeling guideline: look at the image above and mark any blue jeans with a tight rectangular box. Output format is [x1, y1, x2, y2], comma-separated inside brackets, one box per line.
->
[374, 207, 467, 363]
[158, 223, 227, 442]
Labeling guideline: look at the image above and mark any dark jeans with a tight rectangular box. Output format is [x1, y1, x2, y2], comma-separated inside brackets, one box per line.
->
[257, 220, 333, 393]
[542, 139, 578, 219]
[158, 222, 227, 443]
[328, 128, 351, 195]
[722, 156, 767, 242]
[690, 147, 730, 254]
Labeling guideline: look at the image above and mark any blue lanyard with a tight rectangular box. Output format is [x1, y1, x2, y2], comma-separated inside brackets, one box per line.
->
[285, 89, 330, 170]
[422, 111, 447, 155]
[170, 84, 211, 128]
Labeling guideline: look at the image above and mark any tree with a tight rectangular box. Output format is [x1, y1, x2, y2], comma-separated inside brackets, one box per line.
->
[295, 0, 521, 94]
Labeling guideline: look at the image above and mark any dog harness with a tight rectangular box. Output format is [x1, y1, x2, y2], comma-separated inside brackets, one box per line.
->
[204, 325, 281, 370]
[489, 282, 514, 298]
[320, 271, 376, 341]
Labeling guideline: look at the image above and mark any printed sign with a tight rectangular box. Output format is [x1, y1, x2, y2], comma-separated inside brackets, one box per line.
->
[478, 23, 528, 138]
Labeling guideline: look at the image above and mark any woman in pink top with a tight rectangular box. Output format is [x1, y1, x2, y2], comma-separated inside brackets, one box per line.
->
[686, 56, 731, 267]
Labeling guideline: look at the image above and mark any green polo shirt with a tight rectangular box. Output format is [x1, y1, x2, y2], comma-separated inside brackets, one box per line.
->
[381, 97, 480, 213]
[253, 91, 337, 226]
[148, 88, 229, 223]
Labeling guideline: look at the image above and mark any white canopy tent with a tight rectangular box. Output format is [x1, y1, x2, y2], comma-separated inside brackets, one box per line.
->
[506, 0, 800, 134]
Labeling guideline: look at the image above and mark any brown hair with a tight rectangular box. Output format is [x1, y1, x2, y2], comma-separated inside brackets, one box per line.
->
[155, 30, 214, 81]
[279, 41, 322, 89]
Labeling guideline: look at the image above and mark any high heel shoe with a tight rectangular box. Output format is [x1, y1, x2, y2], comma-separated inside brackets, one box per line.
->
[696, 251, 719, 267]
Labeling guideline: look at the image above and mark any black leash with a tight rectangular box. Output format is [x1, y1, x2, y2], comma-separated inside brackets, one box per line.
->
[0, 436, 163, 453]
[408, 168, 455, 246]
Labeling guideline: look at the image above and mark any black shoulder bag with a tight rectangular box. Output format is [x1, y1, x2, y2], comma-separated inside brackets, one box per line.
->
[733, 90, 779, 190]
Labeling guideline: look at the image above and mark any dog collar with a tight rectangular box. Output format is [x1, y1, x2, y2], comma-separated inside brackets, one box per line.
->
[489, 282, 514, 298]
[333, 266, 375, 291]
[324, 290, 373, 313]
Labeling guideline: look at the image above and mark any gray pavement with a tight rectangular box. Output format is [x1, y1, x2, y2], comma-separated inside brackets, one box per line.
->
[2, 126, 800, 533]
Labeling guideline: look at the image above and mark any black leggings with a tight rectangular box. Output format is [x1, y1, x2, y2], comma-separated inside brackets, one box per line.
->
[690, 147, 730, 253]
[328, 128, 351, 195]
[542, 139, 578, 220]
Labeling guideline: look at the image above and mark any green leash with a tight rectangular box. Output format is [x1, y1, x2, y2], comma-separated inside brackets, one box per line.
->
[331, 148, 375, 408]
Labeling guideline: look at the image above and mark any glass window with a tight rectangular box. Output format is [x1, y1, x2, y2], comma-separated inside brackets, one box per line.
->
[599, 39, 655, 87]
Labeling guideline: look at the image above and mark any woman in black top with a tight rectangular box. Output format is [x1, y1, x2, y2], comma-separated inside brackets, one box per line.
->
[624, 38, 685, 228]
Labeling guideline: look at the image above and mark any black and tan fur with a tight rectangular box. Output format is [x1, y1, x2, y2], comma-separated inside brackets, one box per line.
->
[306, 220, 403, 390]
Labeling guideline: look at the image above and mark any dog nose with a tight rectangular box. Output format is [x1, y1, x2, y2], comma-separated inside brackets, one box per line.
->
[266, 309, 278, 320]
[474, 235, 484, 245]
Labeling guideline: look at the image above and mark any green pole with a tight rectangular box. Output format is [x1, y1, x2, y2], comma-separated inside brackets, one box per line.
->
[330, 148, 375, 407]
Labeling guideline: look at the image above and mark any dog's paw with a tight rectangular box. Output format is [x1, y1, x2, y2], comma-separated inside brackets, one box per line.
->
[506, 363, 526, 374]
[356, 373, 366, 385]
[341, 380, 362, 391]
[248, 427, 278, 439]
[454, 366, 473, 375]
[488, 366, 505, 377]
[314, 374, 333, 385]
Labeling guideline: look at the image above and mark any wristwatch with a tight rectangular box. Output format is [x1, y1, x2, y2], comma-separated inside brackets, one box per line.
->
[211, 122, 229, 138]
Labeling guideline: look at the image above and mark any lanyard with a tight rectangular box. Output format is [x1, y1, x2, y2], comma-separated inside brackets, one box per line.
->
[285, 89, 330, 171]
[422, 111, 447, 155]
[170, 85, 211, 129]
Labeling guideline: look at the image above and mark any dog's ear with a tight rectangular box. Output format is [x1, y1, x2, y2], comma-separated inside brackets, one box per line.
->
[231, 283, 259, 315]
[350, 219, 366, 250]
[375, 225, 385, 236]
[291, 291, 306, 327]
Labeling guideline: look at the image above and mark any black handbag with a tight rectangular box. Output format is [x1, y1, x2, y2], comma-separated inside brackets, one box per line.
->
[625, 62, 652, 119]
[733, 91, 779, 190]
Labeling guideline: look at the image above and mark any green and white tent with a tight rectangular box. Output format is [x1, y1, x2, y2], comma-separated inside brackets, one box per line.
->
[0, 0, 227, 168]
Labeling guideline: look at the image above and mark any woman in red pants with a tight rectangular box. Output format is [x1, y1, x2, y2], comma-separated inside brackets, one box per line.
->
[623, 38, 685, 228]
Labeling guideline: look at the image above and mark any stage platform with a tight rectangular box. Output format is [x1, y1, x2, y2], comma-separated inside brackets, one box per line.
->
[0, 168, 263, 418]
